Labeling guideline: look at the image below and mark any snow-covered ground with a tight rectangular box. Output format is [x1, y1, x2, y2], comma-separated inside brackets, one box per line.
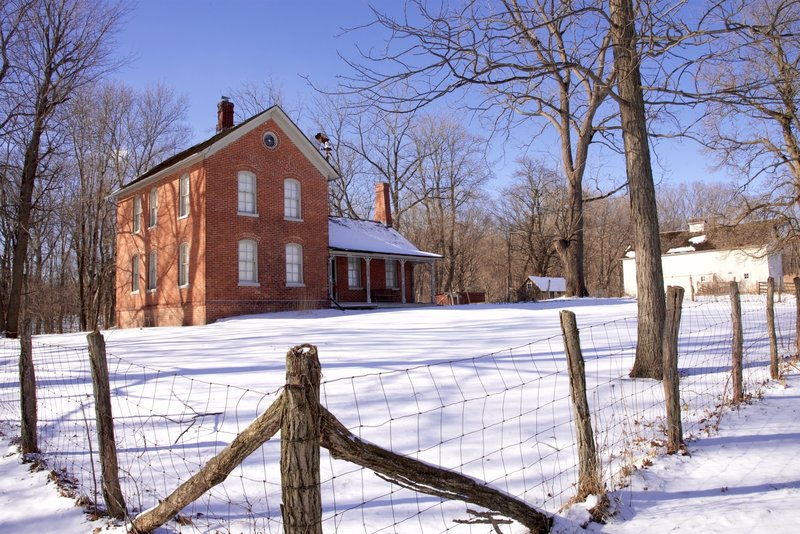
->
[0, 298, 796, 533]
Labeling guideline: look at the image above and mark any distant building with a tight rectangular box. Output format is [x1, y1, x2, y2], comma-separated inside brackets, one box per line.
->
[621, 219, 783, 297]
[113, 100, 438, 327]
[518, 276, 567, 301]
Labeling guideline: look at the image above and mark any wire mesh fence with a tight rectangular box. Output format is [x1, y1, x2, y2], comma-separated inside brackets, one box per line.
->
[0, 293, 795, 533]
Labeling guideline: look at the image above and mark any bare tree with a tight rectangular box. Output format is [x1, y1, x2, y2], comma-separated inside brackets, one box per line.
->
[406, 114, 492, 293]
[699, 0, 800, 230]
[497, 157, 566, 290]
[62, 82, 189, 331]
[340, 0, 623, 297]
[2, 0, 123, 338]
[609, 0, 665, 378]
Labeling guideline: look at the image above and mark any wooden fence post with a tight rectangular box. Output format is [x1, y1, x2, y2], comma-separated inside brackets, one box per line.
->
[559, 310, 603, 500]
[662, 286, 684, 454]
[794, 277, 800, 357]
[19, 323, 38, 454]
[767, 277, 779, 380]
[281, 344, 322, 534]
[730, 282, 743, 405]
[87, 331, 126, 519]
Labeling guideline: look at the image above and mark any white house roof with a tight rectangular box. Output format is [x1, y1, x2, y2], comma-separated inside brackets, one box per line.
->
[526, 276, 567, 292]
[328, 217, 441, 260]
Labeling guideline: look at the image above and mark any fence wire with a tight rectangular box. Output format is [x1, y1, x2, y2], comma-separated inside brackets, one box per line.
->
[0, 294, 795, 533]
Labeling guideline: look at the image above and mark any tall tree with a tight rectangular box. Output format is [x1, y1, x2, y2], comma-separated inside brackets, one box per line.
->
[609, 0, 665, 378]
[2, 0, 123, 338]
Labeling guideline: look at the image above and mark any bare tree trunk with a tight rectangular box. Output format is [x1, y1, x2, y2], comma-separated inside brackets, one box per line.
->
[19, 325, 38, 454]
[609, 0, 666, 379]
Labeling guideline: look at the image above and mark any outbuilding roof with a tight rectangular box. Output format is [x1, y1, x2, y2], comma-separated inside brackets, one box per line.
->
[625, 219, 780, 257]
[525, 276, 567, 293]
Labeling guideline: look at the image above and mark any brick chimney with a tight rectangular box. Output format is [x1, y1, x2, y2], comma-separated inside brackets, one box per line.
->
[375, 182, 392, 227]
[217, 97, 234, 133]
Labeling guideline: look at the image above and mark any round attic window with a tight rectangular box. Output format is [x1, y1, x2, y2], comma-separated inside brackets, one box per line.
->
[263, 132, 278, 150]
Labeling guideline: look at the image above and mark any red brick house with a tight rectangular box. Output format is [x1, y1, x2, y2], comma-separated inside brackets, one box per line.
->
[113, 100, 438, 327]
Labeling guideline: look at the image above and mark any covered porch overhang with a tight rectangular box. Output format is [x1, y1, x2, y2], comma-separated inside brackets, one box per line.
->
[328, 249, 440, 307]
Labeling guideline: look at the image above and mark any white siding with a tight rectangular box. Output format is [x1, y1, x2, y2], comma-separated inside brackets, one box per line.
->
[622, 247, 780, 297]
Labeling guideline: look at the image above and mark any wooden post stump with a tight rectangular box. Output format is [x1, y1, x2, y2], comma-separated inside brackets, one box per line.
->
[559, 310, 602, 500]
[730, 282, 743, 405]
[19, 325, 38, 454]
[662, 286, 684, 454]
[281, 344, 322, 534]
[767, 277, 779, 380]
[87, 331, 126, 519]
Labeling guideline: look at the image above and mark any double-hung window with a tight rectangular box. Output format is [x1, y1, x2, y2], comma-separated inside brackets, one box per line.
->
[133, 196, 142, 233]
[347, 257, 361, 288]
[131, 255, 140, 292]
[385, 260, 398, 289]
[284, 178, 301, 219]
[147, 251, 157, 291]
[148, 188, 158, 227]
[179, 174, 189, 218]
[238, 239, 258, 284]
[285, 243, 303, 285]
[178, 243, 189, 287]
[238, 171, 257, 215]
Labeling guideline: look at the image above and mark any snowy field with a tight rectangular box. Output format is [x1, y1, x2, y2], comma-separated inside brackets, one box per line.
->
[0, 297, 794, 533]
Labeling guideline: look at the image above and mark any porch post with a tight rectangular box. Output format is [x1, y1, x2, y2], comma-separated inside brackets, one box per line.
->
[328, 256, 334, 300]
[400, 260, 407, 304]
[365, 257, 372, 304]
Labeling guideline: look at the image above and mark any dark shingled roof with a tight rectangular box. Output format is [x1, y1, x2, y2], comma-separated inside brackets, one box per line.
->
[656, 220, 779, 254]
[119, 107, 273, 192]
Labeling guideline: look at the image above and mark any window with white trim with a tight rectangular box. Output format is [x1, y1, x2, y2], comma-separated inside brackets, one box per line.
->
[238, 239, 258, 284]
[147, 251, 157, 291]
[285, 243, 303, 285]
[179, 174, 189, 218]
[131, 255, 140, 292]
[385, 259, 398, 289]
[178, 243, 189, 287]
[238, 171, 257, 214]
[148, 188, 158, 227]
[133, 196, 142, 233]
[348, 257, 361, 288]
[284, 178, 301, 219]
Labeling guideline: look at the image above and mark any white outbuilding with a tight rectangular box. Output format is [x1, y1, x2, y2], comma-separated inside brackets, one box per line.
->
[622, 219, 783, 297]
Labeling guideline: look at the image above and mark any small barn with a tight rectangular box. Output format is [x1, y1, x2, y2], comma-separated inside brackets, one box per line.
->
[518, 276, 567, 301]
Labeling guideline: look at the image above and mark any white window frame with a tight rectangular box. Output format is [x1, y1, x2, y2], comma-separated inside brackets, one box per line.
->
[285, 243, 304, 286]
[238, 171, 257, 215]
[131, 254, 140, 293]
[284, 178, 301, 220]
[133, 196, 142, 233]
[238, 239, 259, 285]
[147, 251, 157, 291]
[179, 174, 190, 218]
[385, 259, 398, 289]
[347, 257, 362, 288]
[148, 188, 158, 228]
[178, 243, 189, 287]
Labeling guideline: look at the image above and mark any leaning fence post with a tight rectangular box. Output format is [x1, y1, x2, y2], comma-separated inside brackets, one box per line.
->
[730, 282, 743, 405]
[767, 277, 779, 380]
[559, 310, 603, 500]
[87, 331, 126, 519]
[19, 322, 38, 454]
[281, 344, 322, 534]
[662, 286, 684, 454]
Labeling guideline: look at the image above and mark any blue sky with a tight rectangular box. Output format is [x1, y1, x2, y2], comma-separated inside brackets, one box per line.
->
[113, 0, 722, 188]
